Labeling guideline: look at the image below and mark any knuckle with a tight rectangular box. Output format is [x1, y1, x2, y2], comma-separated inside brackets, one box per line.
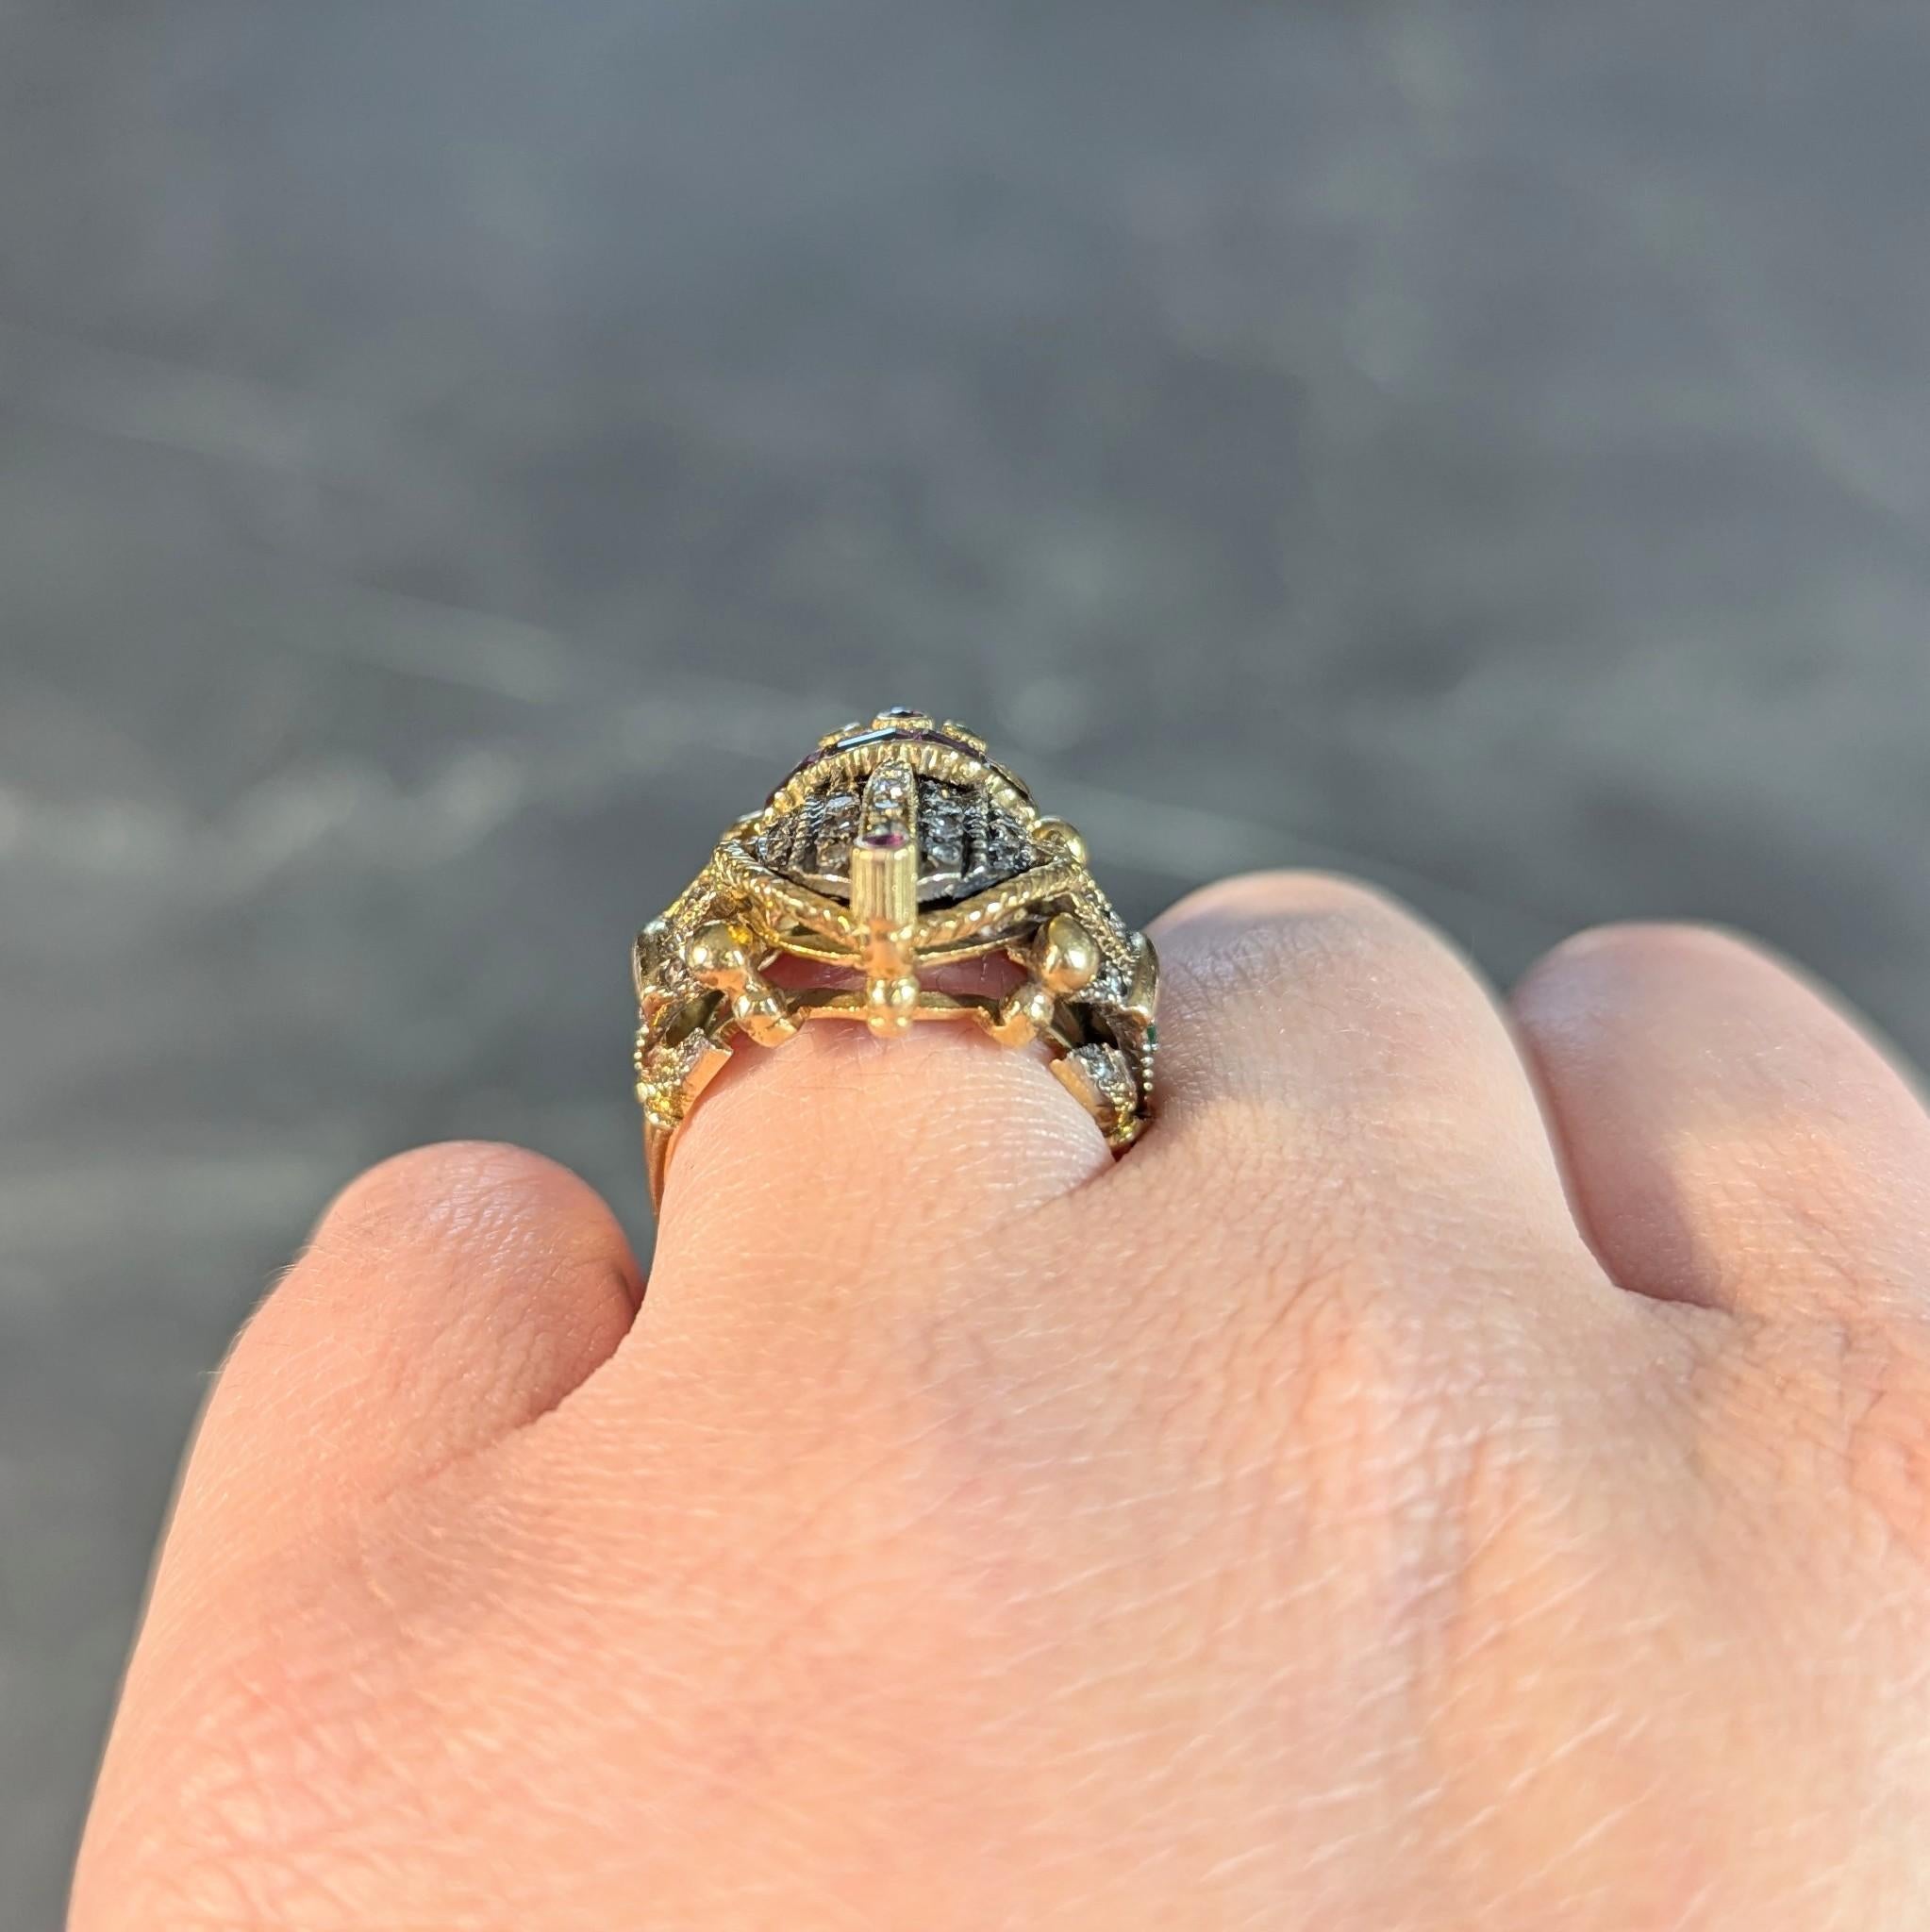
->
[318, 1141, 582, 1238]
[1156, 873, 1472, 1058]
[1518, 920, 1793, 1012]
[1159, 870, 1422, 979]
[1162, 868, 1406, 923]
[295, 1140, 628, 1300]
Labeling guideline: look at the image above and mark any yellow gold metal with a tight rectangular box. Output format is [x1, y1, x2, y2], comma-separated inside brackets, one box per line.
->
[1028, 911, 1100, 994]
[850, 758, 922, 1038]
[1032, 817, 1088, 867]
[987, 979, 1057, 1048]
[633, 708, 1158, 1209]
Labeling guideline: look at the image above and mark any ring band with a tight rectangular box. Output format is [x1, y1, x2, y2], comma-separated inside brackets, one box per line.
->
[633, 708, 1159, 1208]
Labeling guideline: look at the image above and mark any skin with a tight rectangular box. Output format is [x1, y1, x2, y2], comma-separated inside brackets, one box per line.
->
[71, 874, 1930, 1929]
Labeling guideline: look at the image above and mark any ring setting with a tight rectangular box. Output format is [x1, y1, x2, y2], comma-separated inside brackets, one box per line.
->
[632, 709, 1158, 1207]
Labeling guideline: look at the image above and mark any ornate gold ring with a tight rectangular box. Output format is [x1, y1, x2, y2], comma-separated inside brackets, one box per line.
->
[633, 708, 1159, 1208]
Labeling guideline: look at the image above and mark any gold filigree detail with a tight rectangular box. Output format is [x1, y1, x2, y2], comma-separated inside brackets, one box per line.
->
[633, 711, 1157, 1207]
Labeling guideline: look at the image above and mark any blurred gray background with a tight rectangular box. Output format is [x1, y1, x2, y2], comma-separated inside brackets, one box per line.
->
[4, 0, 1929, 1917]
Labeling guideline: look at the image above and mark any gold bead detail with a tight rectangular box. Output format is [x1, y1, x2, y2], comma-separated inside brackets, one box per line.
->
[1031, 912, 1099, 994]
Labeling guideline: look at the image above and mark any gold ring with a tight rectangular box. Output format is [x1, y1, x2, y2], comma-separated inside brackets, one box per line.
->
[633, 708, 1159, 1208]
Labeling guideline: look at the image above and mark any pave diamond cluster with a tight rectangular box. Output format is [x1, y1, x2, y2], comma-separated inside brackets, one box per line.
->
[753, 772, 1038, 908]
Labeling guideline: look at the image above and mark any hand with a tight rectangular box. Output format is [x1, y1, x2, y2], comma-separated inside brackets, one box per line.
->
[73, 876, 1930, 1928]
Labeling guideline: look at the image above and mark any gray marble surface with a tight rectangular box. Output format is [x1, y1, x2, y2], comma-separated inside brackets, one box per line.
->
[5, 1, 1930, 1918]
